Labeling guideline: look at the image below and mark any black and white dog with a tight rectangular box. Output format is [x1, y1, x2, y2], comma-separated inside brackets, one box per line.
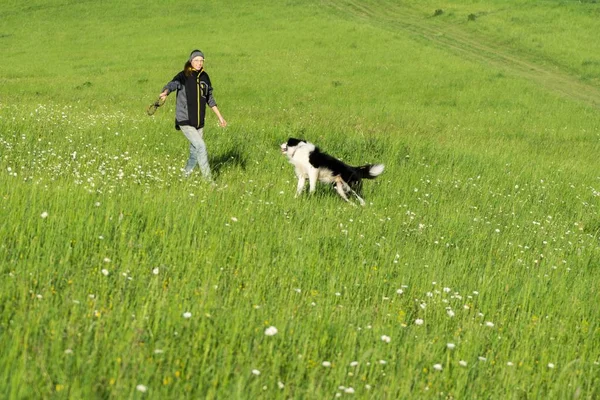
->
[280, 138, 384, 206]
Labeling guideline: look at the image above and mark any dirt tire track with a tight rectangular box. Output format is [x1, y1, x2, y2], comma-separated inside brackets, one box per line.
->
[323, 0, 600, 109]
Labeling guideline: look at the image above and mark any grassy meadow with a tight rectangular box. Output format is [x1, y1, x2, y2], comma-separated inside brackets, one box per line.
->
[1, 0, 600, 398]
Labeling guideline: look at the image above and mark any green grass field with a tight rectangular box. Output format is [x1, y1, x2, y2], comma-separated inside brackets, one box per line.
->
[1, 0, 600, 398]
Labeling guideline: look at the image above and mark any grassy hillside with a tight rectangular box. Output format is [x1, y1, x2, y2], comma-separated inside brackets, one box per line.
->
[1, 0, 599, 398]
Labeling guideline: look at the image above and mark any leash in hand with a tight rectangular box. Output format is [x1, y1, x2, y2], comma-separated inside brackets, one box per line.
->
[146, 96, 166, 116]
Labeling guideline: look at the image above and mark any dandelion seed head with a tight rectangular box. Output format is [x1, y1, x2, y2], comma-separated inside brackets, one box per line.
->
[322, 361, 331, 367]
[433, 364, 443, 371]
[252, 369, 261, 376]
[40, 211, 49, 218]
[381, 335, 391, 343]
[415, 319, 424, 326]
[183, 312, 192, 319]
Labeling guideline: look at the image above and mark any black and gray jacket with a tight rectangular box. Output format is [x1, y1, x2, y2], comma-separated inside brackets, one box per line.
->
[163, 68, 217, 130]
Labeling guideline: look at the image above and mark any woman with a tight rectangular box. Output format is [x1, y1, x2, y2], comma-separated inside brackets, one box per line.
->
[159, 49, 227, 181]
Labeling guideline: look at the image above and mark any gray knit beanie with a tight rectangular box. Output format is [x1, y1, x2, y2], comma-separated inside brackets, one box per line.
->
[189, 50, 205, 62]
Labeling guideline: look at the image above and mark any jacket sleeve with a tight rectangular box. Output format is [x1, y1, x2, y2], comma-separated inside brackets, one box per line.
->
[207, 85, 217, 107]
[162, 71, 184, 94]
[205, 74, 217, 107]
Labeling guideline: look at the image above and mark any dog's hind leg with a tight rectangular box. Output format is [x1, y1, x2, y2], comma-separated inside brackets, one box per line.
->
[308, 168, 319, 194]
[334, 177, 353, 204]
[351, 190, 366, 206]
[340, 179, 366, 206]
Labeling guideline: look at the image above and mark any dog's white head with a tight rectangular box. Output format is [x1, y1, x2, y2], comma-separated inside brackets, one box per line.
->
[280, 137, 307, 159]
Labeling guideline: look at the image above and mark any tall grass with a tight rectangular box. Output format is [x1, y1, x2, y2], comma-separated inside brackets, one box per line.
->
[1, 0, 600, 398]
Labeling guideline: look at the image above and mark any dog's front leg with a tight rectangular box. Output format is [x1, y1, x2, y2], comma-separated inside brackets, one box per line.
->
[295, 175, 306, 197]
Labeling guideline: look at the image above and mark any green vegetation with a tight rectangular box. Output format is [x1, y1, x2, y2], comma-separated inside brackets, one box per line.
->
[1, 0, 599, 398]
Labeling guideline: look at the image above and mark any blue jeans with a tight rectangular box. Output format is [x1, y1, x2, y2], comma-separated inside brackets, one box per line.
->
[180, 125, 212, 180]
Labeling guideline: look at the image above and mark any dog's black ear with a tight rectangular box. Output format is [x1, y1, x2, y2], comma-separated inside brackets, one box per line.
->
[287, 138, 304, 147]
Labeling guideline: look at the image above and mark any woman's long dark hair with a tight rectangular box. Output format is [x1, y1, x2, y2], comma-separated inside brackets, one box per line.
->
[184, 61, 194, 77]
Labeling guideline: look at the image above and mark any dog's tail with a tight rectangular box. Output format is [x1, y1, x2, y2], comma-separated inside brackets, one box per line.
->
[357, 164, 384, 179]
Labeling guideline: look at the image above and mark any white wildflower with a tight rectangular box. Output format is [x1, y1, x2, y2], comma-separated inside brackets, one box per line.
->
[136, 384, 147, 393]
[264, 326, 278, 336]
